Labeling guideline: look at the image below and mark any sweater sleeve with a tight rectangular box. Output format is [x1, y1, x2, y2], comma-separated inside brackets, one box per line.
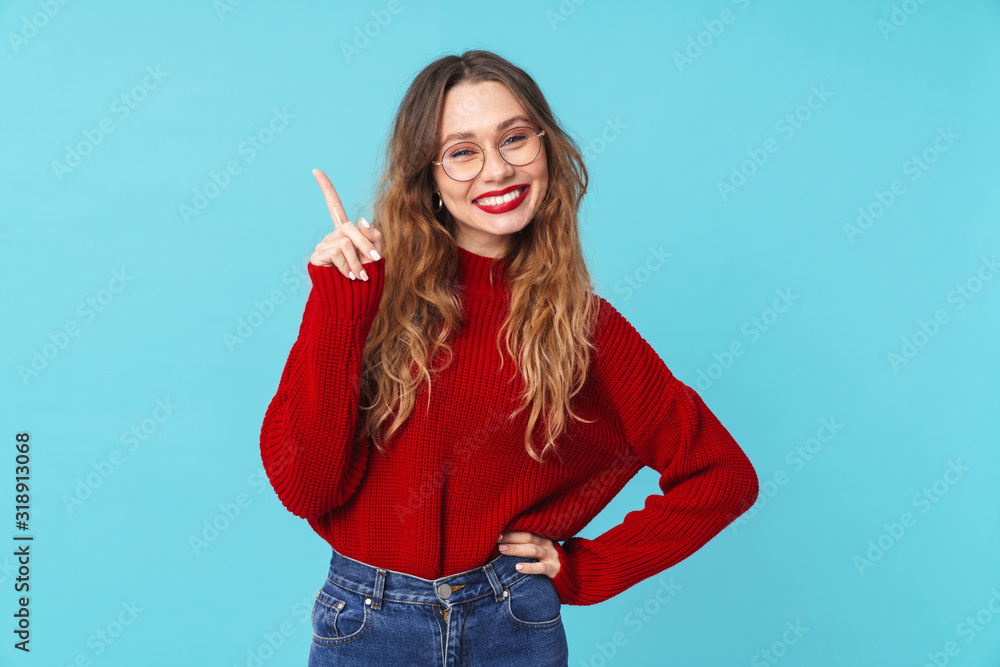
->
[548, 297, 759, 606]
[258, 258, 385, 520]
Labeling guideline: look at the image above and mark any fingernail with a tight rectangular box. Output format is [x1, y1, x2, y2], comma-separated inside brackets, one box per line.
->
[349, 271, 356, 280]
[360, 216, 371, 228]
[370, 249, 381, 261]
[360, 269, 369, 281]
[497, 534, 504, 542]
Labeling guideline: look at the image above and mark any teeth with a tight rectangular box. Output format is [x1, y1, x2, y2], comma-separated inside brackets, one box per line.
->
[475, 187, 525, 207]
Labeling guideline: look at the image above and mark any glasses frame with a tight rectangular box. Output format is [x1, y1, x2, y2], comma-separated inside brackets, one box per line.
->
[431, 127, 546, 182]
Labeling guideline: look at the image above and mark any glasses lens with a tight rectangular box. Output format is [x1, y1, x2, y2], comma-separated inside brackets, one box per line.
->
[499, 127, 541, 166]
[439, 128, 542, 181]
[443, 142, 483, 181]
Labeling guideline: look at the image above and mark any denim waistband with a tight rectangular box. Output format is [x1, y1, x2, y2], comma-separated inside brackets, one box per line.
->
[323, 545, 538, 610]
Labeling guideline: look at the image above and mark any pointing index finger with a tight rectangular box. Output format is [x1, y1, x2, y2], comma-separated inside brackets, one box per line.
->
[312, 168, 350, 228]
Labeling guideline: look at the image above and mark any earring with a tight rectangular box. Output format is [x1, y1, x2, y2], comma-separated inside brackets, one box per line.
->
[432, 191, 444, 213]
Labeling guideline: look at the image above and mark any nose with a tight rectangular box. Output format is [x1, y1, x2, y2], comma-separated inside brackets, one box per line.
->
[479, 145, 516, 182]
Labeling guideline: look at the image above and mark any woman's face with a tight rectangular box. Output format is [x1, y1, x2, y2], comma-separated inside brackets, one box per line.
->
[432, 80, 548, 258]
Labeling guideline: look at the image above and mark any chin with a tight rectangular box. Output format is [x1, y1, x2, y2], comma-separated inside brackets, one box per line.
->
[479, 209, 535, 233]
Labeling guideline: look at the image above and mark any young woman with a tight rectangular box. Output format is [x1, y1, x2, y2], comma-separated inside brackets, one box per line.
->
[260, 49, 759, 666]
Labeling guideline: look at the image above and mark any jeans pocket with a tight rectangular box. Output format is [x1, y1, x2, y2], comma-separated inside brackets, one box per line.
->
[311, 580, 371, 645]
[502, 572, 563, 630]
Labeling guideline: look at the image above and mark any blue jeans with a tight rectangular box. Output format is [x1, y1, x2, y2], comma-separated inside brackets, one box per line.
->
[307, 545, 569, 666]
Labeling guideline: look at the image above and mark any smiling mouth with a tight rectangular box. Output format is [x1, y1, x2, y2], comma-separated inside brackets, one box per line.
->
[473, 186, 527, 207]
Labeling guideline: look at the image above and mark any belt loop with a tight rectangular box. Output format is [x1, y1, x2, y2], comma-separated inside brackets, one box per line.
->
[373, 568, 386, 610]
[482, 562, 505, 602]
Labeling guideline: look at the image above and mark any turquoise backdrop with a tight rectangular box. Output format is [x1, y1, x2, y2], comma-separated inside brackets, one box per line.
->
[2, 1, 998, 665]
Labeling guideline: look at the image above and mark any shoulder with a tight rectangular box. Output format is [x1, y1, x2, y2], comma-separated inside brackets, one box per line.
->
[587, 292, 676, 384]
[589, 294, 662, 356]
[580, 293, 683, 447]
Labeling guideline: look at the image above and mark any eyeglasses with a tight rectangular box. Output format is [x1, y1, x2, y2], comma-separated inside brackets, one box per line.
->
[431, 127, 546, 182]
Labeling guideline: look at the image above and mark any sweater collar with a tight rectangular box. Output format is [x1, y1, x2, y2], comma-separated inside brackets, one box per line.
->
[456, 245, 511, 297]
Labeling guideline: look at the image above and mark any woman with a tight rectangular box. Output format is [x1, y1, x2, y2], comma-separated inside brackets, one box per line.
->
[260, 49, 759, 666]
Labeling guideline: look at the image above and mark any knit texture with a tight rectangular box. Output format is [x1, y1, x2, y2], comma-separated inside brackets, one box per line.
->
[259, 246, 759, 606]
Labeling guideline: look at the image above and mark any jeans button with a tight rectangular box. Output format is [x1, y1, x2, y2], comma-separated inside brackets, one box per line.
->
[437, 583, 452, 599]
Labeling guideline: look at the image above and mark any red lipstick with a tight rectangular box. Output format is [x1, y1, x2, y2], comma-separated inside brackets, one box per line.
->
[472, 185, 530, 215]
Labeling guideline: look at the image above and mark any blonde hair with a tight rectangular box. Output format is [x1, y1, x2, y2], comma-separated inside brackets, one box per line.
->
[355, 49, 601, 464]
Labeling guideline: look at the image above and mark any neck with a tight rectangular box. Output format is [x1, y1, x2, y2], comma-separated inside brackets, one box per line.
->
[455, 240, 509, 259]
[456, 245, 511, 297]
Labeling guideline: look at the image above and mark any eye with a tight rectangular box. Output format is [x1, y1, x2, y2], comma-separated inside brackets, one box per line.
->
[502, 132, 529, 147]
[446, 143, 481, 161]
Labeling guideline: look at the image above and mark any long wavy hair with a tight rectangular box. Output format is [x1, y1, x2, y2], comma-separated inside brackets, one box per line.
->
[356, 49, 601, 464]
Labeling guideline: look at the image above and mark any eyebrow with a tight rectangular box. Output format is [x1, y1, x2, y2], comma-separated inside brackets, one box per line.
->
[440, 115, 535, 148]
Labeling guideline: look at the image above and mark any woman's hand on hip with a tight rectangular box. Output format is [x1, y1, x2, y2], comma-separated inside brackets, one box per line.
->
[497, 531, 561, 578]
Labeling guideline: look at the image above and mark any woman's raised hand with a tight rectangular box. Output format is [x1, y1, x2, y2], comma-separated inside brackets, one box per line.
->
[309, 169, 383, 281]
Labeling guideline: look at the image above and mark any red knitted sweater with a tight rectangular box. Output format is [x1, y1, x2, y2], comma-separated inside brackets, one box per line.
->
[259, 245, 759, 606]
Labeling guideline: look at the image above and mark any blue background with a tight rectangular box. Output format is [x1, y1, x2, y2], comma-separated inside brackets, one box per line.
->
[2, 1, 998, 665]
